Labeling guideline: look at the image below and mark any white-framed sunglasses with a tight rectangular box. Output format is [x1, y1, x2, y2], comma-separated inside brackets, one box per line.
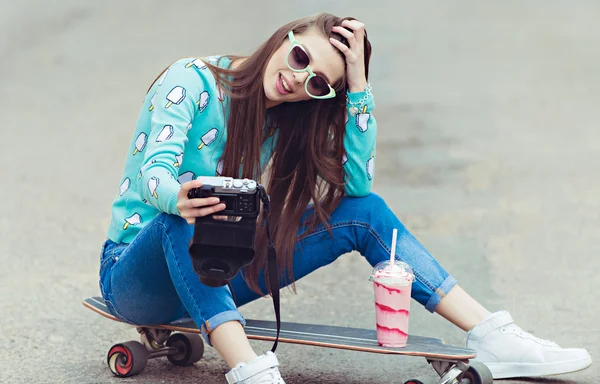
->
[286, 31, 336, 99]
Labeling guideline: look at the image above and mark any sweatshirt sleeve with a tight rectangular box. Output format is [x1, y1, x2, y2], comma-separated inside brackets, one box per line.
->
[136, 59, 209, 215]
[343, 89, 377, 196]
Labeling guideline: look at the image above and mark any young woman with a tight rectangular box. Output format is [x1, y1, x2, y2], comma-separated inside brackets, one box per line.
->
[100, 13, 591, 384]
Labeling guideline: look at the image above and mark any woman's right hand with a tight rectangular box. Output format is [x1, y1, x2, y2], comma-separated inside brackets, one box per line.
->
[177, 180, 226, 224]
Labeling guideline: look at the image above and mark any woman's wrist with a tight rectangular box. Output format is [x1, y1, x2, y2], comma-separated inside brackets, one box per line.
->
[347, 80, 368, 94]
[346, 82, 373, 115]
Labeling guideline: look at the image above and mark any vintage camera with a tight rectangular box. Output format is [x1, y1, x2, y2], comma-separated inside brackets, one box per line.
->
[187, 176, 263, 287]
[187, 176, 260, 217]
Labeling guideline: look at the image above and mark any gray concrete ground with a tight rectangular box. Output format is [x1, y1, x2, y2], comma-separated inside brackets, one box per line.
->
[0, 1, 597, 383]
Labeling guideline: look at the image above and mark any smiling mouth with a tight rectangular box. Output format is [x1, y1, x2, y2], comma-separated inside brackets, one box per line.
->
[279, 73, 293, 93]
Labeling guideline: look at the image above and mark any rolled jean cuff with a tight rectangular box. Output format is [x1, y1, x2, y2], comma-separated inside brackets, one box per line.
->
[424, 275, 458, 313]
[200, 310, 246, 346]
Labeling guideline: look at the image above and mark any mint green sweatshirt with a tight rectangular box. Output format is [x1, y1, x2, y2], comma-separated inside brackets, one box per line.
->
[107, 56, 377, 244]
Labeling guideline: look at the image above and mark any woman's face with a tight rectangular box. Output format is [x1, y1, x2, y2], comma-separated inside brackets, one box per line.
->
[264, 28, 345, 107]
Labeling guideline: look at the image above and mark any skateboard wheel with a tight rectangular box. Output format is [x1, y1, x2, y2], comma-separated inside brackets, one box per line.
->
[460, 362, 493, 384]
[107, 341, 148, 377]
[166, 332, 205, 366]
[404, 380, 427, 384]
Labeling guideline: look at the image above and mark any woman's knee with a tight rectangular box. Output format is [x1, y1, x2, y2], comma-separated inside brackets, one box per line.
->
[341, 192, 390, 218]
[155, 213, 194, 238]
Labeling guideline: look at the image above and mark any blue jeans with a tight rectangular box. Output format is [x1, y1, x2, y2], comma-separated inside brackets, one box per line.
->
[99, 193, 457, 345]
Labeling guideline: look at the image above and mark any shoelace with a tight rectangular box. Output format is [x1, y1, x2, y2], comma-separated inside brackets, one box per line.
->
[246, 368, 284, 384]
[504, 324, 559, 347]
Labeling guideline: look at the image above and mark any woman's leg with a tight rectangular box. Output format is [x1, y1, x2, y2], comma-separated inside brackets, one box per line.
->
[435, 285, 490, 331]
[231, 193, 460, 316]
[230, 192, 591, 379]
[99, 213, 257, 368]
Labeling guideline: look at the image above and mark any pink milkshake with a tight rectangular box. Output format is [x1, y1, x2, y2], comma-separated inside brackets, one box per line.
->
[370, 260, 414, 347]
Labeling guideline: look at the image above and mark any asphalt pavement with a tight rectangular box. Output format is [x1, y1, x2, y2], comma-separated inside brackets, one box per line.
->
[1, 1, 598, 383]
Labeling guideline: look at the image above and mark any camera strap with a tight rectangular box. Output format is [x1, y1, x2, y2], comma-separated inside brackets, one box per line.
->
[257, 185, 281, 353]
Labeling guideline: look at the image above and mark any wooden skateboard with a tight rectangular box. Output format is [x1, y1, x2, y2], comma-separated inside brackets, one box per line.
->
[83, 296, 492, 384]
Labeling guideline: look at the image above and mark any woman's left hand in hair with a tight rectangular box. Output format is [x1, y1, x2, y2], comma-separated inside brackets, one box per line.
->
[330, 20, 368, 93]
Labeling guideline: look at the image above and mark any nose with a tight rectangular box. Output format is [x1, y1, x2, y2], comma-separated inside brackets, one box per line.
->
[292, 71, 310, 85]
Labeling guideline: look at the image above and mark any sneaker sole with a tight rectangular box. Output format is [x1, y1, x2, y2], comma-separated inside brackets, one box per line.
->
[483, 356, 592, 379]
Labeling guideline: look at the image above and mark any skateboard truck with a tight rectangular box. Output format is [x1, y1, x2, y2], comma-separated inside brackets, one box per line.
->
[425, 358, 490, 384]
[429, 359, 468, 384]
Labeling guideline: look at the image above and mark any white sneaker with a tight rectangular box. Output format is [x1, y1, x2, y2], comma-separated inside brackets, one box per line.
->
[466, 311, 592, 378]
[225, 351, 285, 384]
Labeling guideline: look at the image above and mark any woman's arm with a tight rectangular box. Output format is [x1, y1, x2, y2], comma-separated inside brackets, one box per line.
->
[342, 85, 377, 196]
[330, 20, 376, 197]
[136, 58, 211, 214]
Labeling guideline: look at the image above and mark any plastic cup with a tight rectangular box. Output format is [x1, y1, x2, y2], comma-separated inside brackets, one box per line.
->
[369, 260, 414, 347]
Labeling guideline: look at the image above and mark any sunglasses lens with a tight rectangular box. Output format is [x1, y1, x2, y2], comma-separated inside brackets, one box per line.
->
[289, 46, 310, 70]
[307, 76, 330, 97]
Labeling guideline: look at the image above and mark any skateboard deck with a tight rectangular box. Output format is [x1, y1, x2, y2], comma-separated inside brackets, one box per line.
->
[84, 296, 472, 358]
[83, 296, 492, 384]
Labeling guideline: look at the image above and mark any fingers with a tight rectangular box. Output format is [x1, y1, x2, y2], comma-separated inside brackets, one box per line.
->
[332, 25, 356, 47]
[178, 179, 203, 198]
[184, 196, 221, 209]
[191, 203, 227, 219]
[177, 179, 227, 224]
[341, 19, 365, 34]
[331, 20, 365, 60]
[329, 37, 352, 56]
[333, 20, 365, 43]
[181, 203, 227, 225]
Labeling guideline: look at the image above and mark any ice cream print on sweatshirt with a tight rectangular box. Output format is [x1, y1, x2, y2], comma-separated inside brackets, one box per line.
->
[197, 128, 219, 150]
[356, 112, 370, 133]
[185, 58, 207, 70]
[148, 69, 170, 111]
[119, 177, 131, 196]
[165, 86, 186, 108]
[123, 213, 142, 230]
[148, 177, 160, 199]
[178, 171, 195, 184]
[107, 56, 378, 244]
[366, 149, 375, 180]
[197, 91, 210, 113]
[133, 132, 148, 155]
[149, 92, 157, 111]
[156, 125, 174, 142]
[174, 153, 184, 168]
[216, 159, 223, 176]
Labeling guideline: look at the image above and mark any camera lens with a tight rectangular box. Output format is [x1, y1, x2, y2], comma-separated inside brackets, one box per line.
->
[199, 276, 228, 287]
[197, 259, 232, 287]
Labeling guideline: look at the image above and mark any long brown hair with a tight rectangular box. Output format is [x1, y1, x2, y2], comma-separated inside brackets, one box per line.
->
[203, 13, 372, 295]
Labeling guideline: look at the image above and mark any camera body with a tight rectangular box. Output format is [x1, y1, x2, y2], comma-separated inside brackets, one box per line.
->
[188, 176, 262, 287]
[187, 176, 260, 218]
